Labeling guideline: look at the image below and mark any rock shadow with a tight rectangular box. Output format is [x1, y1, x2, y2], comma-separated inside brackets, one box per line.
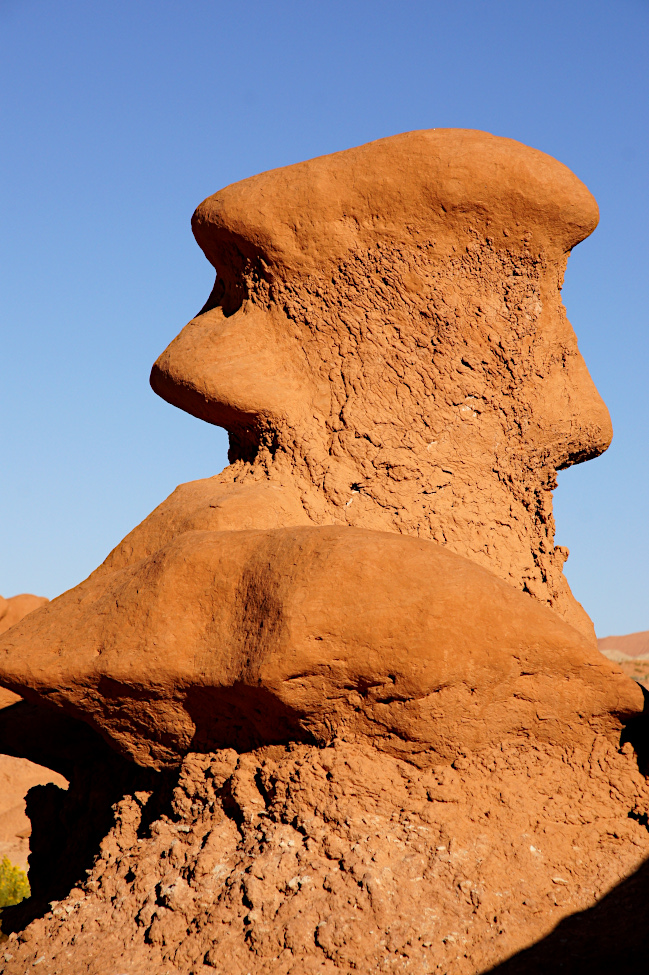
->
[0, 699, 161, 933]
[621, 683, 649, 773]
[484, 853, 649, 974]
[185, 683, 317, 753]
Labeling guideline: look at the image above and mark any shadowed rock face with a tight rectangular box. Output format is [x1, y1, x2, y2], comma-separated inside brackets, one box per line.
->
[0, 592, 60, 874]
[0, 130, 636, 772]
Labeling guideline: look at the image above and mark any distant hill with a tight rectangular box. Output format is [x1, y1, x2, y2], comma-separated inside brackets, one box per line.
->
[598, 631, 649, 690]
[598, 630, 649, 660]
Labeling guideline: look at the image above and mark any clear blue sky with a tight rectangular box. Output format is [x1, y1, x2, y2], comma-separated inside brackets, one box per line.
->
[1, 0, 647, 637]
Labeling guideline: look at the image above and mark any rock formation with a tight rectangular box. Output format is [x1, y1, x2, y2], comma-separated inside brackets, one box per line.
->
[0, 594, 64, 874]
[0, 131, 647, 974]
[0, 525, 640, 770]
[0, 755, 66, 873]
[1, 595, 48, 713]
[0, 594, 48, 638]
[3, 736, 649, 975]
[151, 128, 612, 640]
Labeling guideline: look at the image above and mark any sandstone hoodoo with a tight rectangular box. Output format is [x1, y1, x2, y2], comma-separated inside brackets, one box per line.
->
[0, 131, 646, 974]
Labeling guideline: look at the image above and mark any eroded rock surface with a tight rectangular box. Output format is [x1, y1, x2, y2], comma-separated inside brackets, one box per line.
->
[0, 130, 630, 764]
[150, 128, 611, 640]
[2, 737, 649, 975]
[0, 131, 645, 973]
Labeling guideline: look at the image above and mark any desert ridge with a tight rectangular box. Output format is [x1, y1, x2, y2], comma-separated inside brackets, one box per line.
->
[598, 629, 649, 658]
[598, 630, 649, 689]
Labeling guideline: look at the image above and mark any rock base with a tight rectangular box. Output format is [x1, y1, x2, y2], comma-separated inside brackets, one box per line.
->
[3, 735, 649, 974]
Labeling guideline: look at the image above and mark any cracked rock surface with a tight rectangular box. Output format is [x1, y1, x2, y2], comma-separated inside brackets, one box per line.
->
[3, 737, 649, 974]
[1, 131, 646, 974]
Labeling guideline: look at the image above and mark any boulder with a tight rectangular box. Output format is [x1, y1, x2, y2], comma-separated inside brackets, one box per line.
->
[0, 526, 640, 769]
[0, 593, 48, 636]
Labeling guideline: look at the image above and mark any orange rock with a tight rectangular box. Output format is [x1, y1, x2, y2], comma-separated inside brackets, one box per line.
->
[151, 129, 611, 640]
[3, 736, 649, 974]
[0, 131, 646, 975]
[0, 753, 67, 872]
[0, 526, 640, 769]
[0, 130, 635, 772]
[0, 593, 48, 708]
[0, 593, 48, 636]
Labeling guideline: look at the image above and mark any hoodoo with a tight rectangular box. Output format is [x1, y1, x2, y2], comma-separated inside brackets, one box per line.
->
[1, 132, 647, 975]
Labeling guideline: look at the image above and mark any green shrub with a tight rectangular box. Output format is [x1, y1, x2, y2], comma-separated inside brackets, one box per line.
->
[0, 855, 30, 909]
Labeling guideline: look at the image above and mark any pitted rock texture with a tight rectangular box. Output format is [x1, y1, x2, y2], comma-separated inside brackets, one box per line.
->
[0, 132, 644, 973]
[2, 737, 649, 975]
[150, 129, 611, 641]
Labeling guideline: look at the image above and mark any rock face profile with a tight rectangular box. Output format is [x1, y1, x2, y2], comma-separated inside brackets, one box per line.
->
[0, 131, 647, 974]
[152, 128, 611, 640]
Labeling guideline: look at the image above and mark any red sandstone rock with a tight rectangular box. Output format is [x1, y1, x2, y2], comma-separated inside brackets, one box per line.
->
[150, 129, 611, 641]
[0, 594, 48, 706]
[0, 755, 67, 872]
[2, 737, 649, 974]
[0, 131, 645, 974]
[1, 130, 626, 769]
[0, 594, 48, 637]
[0, 526, 640, 769]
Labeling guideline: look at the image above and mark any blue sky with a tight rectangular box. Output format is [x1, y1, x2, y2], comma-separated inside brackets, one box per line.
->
[1, 0, 647, 637]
